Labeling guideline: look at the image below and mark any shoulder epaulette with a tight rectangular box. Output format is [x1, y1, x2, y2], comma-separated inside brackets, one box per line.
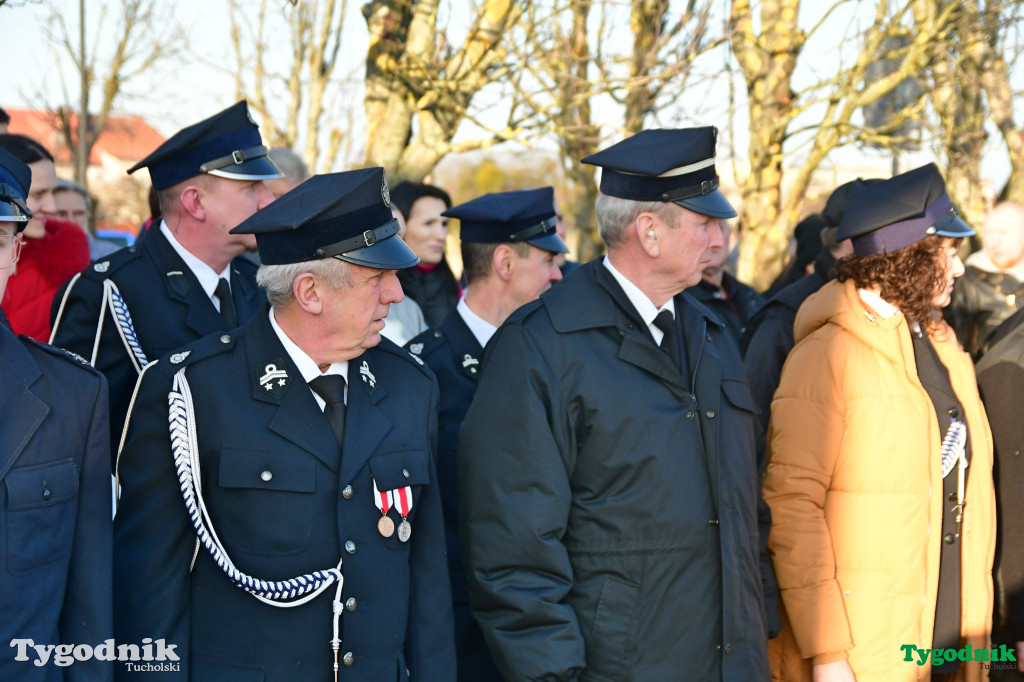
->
[23, 337, 104, 377]
[159, 330, 239, 370]
[77, 245, 143, 281]
[377, 336, 434, 377]
[406, 326, 447, 360]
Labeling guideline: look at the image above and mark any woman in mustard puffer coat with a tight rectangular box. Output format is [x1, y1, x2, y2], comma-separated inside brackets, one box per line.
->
[764, 164, 996, 682]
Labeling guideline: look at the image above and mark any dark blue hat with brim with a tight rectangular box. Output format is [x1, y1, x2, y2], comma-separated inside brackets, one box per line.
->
[837, 163, 975, 258]
[127, 101, 282, 190]
[822, 178, 883, 229]
[0, 148, 32, 230]
[443, 187, 568, 254]
[581, 127, 737, 219]
[230, 168, 418, 269]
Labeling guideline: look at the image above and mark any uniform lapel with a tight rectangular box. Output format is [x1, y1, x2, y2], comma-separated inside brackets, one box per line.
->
[339, 352, 393, 485]
[592, 264, 692, 398]
[245, 311, 342, 472]
[147, 227, 228, 337]
[231, 262, 263, 324]
[0, 326, 49, 481]
[443, 310, 484, 381]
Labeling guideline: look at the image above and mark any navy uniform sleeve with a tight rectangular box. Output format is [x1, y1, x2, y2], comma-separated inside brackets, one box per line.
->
[405, 375, 457, 680]
[61, 366, 113, 682]
[113, 362, 193, 679]
[457, 322, 585, 682]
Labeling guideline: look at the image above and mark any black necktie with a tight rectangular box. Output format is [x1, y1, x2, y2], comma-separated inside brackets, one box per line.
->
[309, 375, 347, 448]
[653, 309, 681, 371]
[214, 277, 237, 328]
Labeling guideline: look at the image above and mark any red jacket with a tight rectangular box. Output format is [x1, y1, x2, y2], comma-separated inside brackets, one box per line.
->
[1, 218, 90, 342]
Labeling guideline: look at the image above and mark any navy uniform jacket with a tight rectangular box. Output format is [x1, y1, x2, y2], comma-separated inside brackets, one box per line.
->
[0, 317, 112, 681]
[407, 310, 501, 681]
[458, 261, 770, 681]
[50, 227, 264, 466]
[113, 308, 456, 681]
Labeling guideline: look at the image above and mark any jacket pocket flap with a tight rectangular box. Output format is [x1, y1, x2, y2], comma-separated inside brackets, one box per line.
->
[219, 448, 315, 493]
[722, 378, 759, 414]
[6, 458, 79, 510]
[368, 449, 430, 490]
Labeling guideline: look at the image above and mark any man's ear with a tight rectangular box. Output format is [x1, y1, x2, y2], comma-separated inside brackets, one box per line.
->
[178, 184, 206, 222]
[493, 244, 515, 282]
[636, 211, 660, 258]
[292, 272, 323, 314]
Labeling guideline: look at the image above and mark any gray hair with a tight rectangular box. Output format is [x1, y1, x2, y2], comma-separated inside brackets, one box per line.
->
[268, 147, 311, 185]
[256, 258, 352, 308]
[54, 178, 90, 200]
[595, 193, 672, 248]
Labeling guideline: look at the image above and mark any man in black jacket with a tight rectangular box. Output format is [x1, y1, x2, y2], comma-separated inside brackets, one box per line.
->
[459, 128, 771, 681]
[50, 101, 280, 467]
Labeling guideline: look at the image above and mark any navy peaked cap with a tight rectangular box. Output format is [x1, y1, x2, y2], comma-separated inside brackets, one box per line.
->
[230, 168, 418, 269]
[837, 163, 974, 257]
[0, 148, 32, 229]
[581, 127, 736, 219]
[443, 187, 568, 253]
[822, 178, 883, 229]
[127, 101, 282, 189]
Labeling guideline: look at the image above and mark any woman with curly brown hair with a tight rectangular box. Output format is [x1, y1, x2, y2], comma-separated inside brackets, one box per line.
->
[763, 163, 996, 682]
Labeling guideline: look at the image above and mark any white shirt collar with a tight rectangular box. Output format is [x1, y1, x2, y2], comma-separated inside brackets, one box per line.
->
[858, 288, 901, 319]
[160, 221, 232, 307]
[457, 297, 498, 348]
[603, 256, 676, 344]
[268, 308, 348, 409]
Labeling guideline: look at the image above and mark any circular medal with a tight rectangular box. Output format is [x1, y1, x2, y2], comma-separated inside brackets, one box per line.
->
[378, 515, 395, 537]
[398, 519, 412, 543]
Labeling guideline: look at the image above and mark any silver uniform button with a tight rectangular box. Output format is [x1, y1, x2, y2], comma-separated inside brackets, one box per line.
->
[345, 597, 357, 612]
[345, 540, 356, 554]
[402, 468, 410, 479]
[342, 652, 354, 666]
[342, 485, 353, 500]
[220, 335, 231, 344]
[705, 410, 715, 419]
[261, 470, 273, 482]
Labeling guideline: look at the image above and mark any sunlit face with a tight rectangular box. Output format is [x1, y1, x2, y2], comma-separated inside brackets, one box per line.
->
[933, 239, 966, 309]
[702, 220, 731, 275]
[53, 190, 90, 230]
[402, 196, 449, 265]
[982, 206, 1024, 270]
[322, 262, 405, 360]
[24, 159, 57, 239]
[200, 177, 274, 257]
[654, 203, 725, 290]
[508, 245, 562, 309]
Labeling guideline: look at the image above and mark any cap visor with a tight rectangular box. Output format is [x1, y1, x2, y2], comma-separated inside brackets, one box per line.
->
[935, 214, 976, 238]
[675, 189, 737, 219]
[0, 202, 30, 224]
[206, 156, 284, 182]
[336, 236, 420, 270]
[526, 232, 569, 254]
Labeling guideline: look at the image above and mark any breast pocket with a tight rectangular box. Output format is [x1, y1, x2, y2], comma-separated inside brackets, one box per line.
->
[217, 448, 317, 556]
[368, 449, 431, 551]
[5, 458, 79, 573]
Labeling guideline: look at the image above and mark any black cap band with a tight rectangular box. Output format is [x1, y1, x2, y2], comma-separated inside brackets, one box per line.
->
[508, 215, 558, 242]
[199, 145, 271, 173]
[659, 177, 721, 203]
[313, 219, 401, 259]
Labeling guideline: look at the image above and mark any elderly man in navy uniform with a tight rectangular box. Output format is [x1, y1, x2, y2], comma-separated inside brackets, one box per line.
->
[0, 149, 112, 680]
[406, 186, 566, 681]
[50, 101, 280, 467]
[113, 168, 455, 681]
[458, 128, 771, 681]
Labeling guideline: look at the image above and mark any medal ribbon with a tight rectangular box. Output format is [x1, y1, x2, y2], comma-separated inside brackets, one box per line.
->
[372, 478, 393, 515]
[394, 486, 413, 518]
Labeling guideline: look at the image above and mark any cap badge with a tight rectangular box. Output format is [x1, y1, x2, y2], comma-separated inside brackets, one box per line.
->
[408, 343, 423, 355]
[94, 261, 110, 273]
[170, 351, 192, 364]
[381, 175, 391, 207]
[360, 361, 376, 388]
[259, 362, 288, 394]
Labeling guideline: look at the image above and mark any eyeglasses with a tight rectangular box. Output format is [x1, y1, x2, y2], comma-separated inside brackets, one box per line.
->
[0, 233, 25, 269]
